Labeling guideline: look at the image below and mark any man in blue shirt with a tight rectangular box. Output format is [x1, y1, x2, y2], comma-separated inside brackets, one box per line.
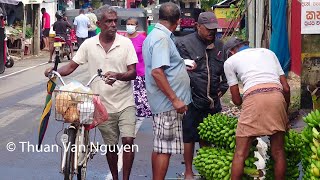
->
[142, 2, 192, 180]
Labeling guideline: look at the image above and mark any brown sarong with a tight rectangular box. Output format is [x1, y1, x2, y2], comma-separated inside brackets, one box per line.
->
[236, 83, 289, 137]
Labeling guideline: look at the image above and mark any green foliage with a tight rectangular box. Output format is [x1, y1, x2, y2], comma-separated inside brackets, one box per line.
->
[91, 0, 102, 9]
[225, 0, 247, 40]
[233, 27, 247, 41]
[226, 0, 245, 21]
[26, 26, 33, 39]
[289, 95, 301, 113]
[200, 0, 223, 11]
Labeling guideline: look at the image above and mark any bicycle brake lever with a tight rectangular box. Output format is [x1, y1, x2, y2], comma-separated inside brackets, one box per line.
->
[97, 69, 102, 77]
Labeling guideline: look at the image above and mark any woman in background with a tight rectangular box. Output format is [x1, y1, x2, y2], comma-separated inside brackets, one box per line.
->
[126, 17, 152, 135]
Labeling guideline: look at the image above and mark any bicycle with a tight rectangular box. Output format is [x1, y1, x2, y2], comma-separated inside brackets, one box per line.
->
[49, 69, 106, 180]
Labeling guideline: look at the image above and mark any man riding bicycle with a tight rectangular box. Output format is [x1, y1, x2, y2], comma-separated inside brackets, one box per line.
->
[45, 5, 138, 180]
[49, 11, 74, 63]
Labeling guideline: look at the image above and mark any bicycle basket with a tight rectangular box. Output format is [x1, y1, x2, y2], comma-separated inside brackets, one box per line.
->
[53, 90, 99, 124]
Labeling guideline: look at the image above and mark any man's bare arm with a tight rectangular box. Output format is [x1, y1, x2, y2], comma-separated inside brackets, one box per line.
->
[229, 85, 242, 106]
[151, 67, 187, 114]
[280, 75, 291, 111]
[117, 64, 136, 81]
[45, 60, 79, 77]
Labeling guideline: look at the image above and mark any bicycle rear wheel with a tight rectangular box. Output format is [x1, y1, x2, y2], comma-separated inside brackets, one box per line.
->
[64, 128, 76, 180]
[77, 130, 89, 180]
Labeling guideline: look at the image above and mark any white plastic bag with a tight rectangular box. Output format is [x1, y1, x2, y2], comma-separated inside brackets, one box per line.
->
[77, 101, 95, 124]
[59, 80, 92, 93]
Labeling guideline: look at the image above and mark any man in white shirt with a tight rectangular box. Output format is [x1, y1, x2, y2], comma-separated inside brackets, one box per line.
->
[45, 5, 138, 180]
[223, 37, 290, 180]
[74, 9, 90, 47]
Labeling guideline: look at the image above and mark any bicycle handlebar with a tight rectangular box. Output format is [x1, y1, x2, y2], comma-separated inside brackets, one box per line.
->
[49, 69, 103, 87]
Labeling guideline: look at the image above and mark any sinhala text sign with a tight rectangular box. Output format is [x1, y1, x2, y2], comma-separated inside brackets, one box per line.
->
[301, 0, 320, 34]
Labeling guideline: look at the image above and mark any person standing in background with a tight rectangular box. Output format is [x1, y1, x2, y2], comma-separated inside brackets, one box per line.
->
[74, 9, 90, 47]
[41, 8, 50, 51]
[126, 17, 152, 135]
[86, 7, 98, 38]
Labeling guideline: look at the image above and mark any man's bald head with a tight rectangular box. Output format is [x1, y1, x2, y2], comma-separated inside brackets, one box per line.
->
[159, 2, 181, 25]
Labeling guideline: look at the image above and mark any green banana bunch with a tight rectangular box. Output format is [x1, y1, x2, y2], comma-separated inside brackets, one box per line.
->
[301, 126, 313, 143]
[194, 147, 260, 180]
[311, 160, 320, 177]
[285, 130, 304, 153]
[301, 126, 313, 177]
[198, 113, 237, 149]
[302, 143, 313, 179]
[302, 111, 320, 179]
[303, 109, 320, 128]
[307, 137, 320, 179]
[193, 147, 233, 180]
[266, 130, 302, 180]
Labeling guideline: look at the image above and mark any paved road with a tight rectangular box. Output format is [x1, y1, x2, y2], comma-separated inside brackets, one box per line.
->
[0, 57, 190, 180]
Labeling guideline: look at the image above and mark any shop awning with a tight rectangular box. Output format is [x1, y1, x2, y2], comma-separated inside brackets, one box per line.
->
[0, 0, 42, 5]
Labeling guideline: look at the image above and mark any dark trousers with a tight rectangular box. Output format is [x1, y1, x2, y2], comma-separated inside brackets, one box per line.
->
[88, 31, 96, 38]
[77, 37, 87, 48]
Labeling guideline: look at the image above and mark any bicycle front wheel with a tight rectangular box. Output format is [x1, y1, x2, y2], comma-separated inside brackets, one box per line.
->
[77, 130, 89, 180]
[64, 128, 76, 180]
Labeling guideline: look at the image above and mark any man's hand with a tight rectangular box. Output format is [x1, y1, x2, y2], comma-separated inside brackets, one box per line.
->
[184, 59, 197, 71]
[44, 67, 54, 77]
[104, 71, 118, 86]
[186, 62, 197, 71]
[172, 98, 188, 114]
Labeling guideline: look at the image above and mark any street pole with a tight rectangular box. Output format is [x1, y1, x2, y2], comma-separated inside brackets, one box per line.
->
[21, 4, 27, 60]
[32, 4, 40, 55]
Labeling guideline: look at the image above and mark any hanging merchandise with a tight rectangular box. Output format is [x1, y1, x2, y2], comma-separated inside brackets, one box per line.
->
[270, 0, 290, 74]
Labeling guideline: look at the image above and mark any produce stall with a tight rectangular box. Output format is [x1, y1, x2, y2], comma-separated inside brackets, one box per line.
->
[0, 0, 25, 58]
[193, 109, 320, 179]
[6, 23, 33, 55]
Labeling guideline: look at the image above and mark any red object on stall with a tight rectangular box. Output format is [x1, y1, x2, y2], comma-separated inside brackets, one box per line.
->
[180, 17, 196, 29]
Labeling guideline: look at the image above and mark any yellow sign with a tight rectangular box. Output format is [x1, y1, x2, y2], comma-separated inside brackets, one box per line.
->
[54, 42, 62, 47]
[214, 8, 238, 19]
[301, 53, 320, 61]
